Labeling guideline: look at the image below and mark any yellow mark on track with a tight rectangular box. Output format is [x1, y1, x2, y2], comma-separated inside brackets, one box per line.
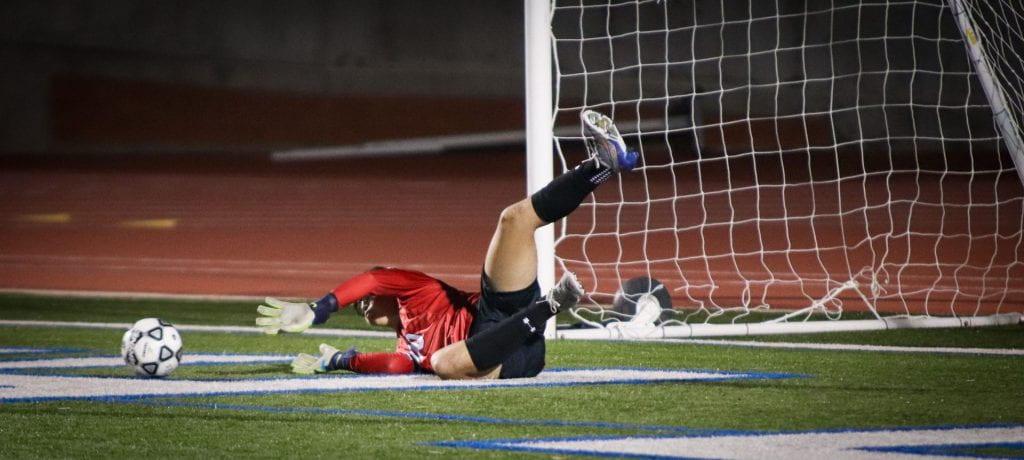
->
[120, 219, 177, 229]
[17, 213, 72, 223]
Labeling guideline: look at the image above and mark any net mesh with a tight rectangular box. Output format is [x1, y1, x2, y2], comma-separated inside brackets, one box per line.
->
[550, 0, 1024, 324]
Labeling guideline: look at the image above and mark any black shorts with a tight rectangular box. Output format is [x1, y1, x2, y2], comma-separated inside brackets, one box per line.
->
[469, 273, 546, 379]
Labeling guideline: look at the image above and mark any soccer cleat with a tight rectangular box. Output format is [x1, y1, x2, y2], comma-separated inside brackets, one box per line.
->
[547, 271, 585, 313]
[581, 109, 639, 173]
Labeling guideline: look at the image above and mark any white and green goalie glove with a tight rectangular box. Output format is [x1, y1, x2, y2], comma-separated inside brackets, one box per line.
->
[255, 297, 315, 335]
[291, 343, 342, 374]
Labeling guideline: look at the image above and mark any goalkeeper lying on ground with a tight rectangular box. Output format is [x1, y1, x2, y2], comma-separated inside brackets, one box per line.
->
[256, 110, 639, 379]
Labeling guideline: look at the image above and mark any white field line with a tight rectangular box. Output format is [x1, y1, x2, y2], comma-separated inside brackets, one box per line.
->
[507, 426, 1024, 460]
[3, 319, 1019, 356]
[0, 354, 291, 370]
[655, 338, 1024, 356]
[0, 348, 51, 354]
[0, 368, 758, 401]
[0, 320, 395, 338]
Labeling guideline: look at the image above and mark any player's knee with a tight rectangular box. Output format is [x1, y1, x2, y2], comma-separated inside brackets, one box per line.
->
[497, 200, 538, 231]
[430, 349, 459, 380]
[430, 346, 474, 380]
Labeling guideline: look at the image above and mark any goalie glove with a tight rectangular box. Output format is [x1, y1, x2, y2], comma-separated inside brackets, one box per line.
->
[255, 297, 315, 335]
[291, 343, 356, 374]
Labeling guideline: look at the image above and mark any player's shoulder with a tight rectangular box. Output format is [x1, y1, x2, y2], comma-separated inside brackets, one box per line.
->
[369, 266, 426, 276]
[368, 266, 441, 283]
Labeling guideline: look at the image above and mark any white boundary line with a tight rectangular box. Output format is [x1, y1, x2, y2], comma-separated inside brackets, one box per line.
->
[0, 368, 770, 402]
[0, 320, 395, 338]
[477, 426, 1024, 459]
[3, 319, 1020, 355]
[653, 338, 1024, 356]
[0, 354, 292, 370]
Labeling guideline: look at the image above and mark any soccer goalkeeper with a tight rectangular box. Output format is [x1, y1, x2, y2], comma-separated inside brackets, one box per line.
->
[257, 110, 639, 379]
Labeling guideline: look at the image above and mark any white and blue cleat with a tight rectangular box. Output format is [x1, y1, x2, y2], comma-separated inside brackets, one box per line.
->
[581, 110, 639, 173]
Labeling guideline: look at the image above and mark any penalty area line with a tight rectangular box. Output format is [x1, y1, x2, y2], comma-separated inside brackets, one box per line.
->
[654, 338, 1024, 356]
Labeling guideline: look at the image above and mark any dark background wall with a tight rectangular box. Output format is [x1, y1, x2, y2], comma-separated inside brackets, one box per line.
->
[0, 0, 1014, 157]
[0, 0, 526, 152]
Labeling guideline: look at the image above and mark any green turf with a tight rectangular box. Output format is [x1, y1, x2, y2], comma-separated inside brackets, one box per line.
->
[0, 293, 374, 330]
[1, 294, 1022, 458]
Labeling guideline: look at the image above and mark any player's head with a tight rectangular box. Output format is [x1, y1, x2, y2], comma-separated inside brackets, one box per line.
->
[357, 295, 399, 327]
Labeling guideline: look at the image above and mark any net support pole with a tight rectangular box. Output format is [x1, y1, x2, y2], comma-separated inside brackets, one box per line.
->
[524, 0, 556, 338]
[947, 0, 1024, 185]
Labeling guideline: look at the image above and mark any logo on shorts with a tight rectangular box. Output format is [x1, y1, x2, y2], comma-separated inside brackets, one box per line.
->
[522, 317, 536, 333]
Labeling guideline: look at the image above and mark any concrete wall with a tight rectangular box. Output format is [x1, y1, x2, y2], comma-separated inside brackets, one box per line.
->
[0, 0, 525, 152]
[0, 0, 1003, 154]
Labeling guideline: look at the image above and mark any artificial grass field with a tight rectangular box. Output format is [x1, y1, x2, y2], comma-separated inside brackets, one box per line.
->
[0, 294, 1022, 458]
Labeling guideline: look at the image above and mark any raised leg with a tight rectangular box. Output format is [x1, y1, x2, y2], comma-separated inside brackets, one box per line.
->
[432, 110, 636, 380]
[482, 198, 545, 293]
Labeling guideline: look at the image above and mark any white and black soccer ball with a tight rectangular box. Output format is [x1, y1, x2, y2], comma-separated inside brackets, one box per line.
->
[120, 318, 183, 378]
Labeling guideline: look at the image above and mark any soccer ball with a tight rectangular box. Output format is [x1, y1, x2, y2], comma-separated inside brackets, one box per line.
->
[120, 318, 183, 377]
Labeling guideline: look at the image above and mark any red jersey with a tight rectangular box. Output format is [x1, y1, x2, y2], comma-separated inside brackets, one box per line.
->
[329, 268, 479, 372]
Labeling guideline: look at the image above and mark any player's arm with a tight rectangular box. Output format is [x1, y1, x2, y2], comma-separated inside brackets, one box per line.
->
[313, 268, 440, 323]
[255, 268, 437, 334]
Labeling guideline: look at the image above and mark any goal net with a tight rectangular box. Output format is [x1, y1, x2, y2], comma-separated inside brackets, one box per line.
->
[541, 0, 1024, 337]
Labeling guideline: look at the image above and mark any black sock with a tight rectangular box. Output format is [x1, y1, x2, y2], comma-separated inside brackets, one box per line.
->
[465, 299, 557, 371]
[530, 160, 611, 223]
[311, 293, 339, 325]
[326, 348, 356, 371]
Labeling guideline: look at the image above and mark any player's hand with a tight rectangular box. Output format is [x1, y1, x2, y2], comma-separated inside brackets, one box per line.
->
[255, 297, 315, 334]
[291, 343, 356, 374]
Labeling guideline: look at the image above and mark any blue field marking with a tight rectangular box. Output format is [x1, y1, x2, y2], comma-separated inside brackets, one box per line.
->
[0, 359, 292, 376]
[1, 374, 797, 404]
[132, 400, 726, 435]
[0, 370, 802, 404]
[428, 432, 734, 459]
[430, 438, 696, 460]
[545, 366, 804, 380]
[426, 424, 1024, 459]
[0, 347, 89, 358]
[858, 441, 1024, 458]
[0, 348, 803, 403]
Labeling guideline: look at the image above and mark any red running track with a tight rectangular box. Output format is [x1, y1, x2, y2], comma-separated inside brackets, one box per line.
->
[0, 153, 522, 298]
[1, 152, 1022, 316]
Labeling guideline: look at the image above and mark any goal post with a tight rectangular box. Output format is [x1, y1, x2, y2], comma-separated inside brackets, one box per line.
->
[526, 0, 1024, 338]
[946, 0, 1024, 186]
[525, 0, 558, 337]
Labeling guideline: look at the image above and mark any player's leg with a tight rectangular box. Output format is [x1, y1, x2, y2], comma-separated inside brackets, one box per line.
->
[431, 271, 583, 380]
[484, 110, 639, 292]
[291, 344, 417, 375]
[433, 110, 637, 380]
[432, 178, 603, 379]
[430, 342, 501, 379]
[481, 197, 544, 292]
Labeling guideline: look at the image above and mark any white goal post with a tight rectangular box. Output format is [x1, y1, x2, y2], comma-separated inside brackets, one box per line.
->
[524, 0, 1024, 338]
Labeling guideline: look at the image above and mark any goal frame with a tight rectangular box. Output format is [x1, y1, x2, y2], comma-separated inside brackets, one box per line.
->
[524, 0, 1024, 339]
[525, 0, 558, 338]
